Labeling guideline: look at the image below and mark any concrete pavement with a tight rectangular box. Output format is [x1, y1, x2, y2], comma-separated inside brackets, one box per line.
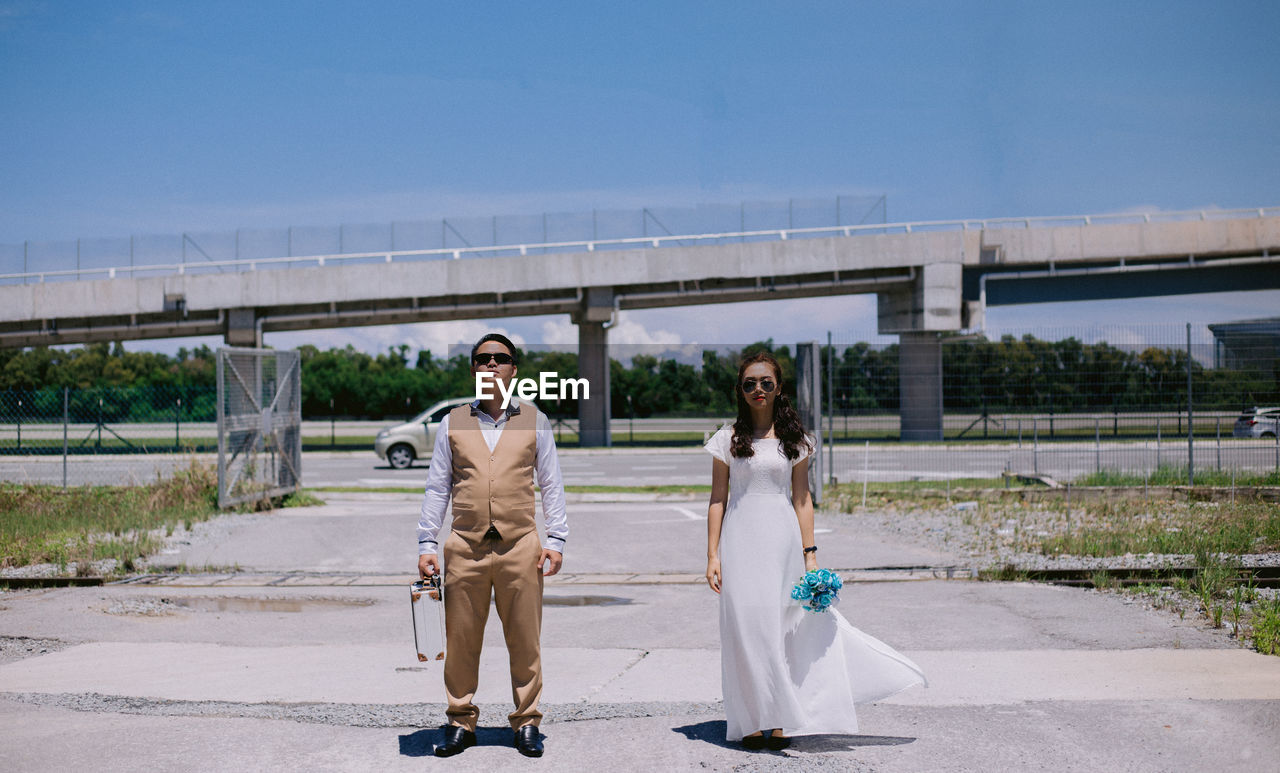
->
[2, 492, 1279, 771]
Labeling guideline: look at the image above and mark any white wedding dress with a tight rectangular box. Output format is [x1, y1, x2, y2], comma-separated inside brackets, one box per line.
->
[705, 426, 926, 740]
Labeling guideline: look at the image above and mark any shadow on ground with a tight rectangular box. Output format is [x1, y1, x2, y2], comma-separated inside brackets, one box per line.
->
[399, 726, 529, 757]
[673, 720, 915, 752]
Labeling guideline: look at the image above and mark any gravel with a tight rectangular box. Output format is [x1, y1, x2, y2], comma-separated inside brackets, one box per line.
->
[0, 636, 71, 665]
[102, 597, 180, 616]
[0, 691, 723, 728]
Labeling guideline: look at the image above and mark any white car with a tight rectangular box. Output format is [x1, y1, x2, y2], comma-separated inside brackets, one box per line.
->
[1233, 407, 1279, 439]
[374, 397, 473, 469]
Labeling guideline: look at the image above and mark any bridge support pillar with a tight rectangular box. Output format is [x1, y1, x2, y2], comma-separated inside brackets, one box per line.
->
[877, 262, 962, 442]
[225, 308, 262, 347]
[574, 288, 614, 447]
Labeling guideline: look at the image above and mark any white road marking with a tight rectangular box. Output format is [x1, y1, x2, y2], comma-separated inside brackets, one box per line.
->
[670, 506, 705, 521]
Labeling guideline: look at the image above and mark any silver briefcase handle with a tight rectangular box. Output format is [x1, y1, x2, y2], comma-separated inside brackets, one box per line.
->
[411, 573, 442, 601]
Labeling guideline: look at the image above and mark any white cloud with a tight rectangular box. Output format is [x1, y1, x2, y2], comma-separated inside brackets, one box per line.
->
[621, 294, 882, 348]
[539, 312, 684, 348]
[0, 2, 43, 32]
[267, 319, 527, 360]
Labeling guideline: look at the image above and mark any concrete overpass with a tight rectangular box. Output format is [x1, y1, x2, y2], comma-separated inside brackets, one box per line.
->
[2, 207, 1278, 444]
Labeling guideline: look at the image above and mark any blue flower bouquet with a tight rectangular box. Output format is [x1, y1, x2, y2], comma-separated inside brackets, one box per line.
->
[791, 568, 843, 613]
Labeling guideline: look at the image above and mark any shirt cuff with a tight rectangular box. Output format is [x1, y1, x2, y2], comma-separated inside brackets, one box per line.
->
[544, 536, 566, 554]
[418, 540, 438, 556]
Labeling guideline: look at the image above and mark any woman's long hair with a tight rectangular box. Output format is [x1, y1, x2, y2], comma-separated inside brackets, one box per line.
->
[730, 352, 813, 461]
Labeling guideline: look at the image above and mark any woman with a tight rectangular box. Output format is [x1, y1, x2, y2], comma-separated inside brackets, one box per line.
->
[704, 352, 926, 750]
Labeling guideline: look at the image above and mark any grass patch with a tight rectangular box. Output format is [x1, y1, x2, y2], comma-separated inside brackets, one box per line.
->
[0, 438, 216, 454]
[0, 461, 220, 575]
[1090, 569, 1117, 590]
[978, 564, 1031, 582]
[1075, 465, 1280, 488]
[826, 478, 1039, 507]
[279, 490, 325, 508]
[1252, 600, 1280, 656]
[1039, 501, 1280, 557]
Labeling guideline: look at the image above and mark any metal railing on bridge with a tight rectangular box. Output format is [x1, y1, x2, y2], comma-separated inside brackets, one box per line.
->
[5, 200, 1276, 286]
[0, 195, 889, 284]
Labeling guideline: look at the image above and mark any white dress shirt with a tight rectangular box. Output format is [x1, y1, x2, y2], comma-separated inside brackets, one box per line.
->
[416, 398, 568, 555]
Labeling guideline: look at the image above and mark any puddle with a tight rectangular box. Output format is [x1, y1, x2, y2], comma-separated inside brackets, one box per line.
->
[542, 595, 631, 607]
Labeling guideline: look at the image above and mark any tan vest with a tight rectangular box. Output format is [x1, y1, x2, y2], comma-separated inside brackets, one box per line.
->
[448, 403, 538, 543]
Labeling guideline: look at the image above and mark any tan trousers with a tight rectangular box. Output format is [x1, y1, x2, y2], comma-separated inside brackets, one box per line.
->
[442, 528, 544, 731]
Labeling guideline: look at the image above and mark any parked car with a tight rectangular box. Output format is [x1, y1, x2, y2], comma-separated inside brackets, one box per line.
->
[375, 397, 473, 469]
[1233, 407, 1279, 439]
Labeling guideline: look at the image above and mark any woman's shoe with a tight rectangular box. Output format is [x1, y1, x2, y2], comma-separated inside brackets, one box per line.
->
[766, 731, 791, 751]
[741, 733, 766, 750]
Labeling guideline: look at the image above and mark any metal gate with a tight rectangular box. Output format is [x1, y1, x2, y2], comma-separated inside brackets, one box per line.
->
[216, 348, 301, 508]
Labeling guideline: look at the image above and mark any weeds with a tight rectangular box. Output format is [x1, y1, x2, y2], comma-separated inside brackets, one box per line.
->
[1230, 583, 1250, 638]
[1252, 601, 1280, 656]
[1040, 501, 1280, 558]
[1075, 465, 1280, 488]
[1188, 552, 1239, 632]
[279, 490, 325, 508]
[0, 461, 220, 574]
[979, 564, 1031, 583]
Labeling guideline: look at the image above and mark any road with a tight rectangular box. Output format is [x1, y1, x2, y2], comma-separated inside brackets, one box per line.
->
[3, 435, 1278, 488]
[0, 410, 1255, 444]
[3, 492, 1278, 771]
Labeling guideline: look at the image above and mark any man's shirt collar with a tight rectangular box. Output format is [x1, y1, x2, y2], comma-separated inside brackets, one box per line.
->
[470, 396, 522, 420]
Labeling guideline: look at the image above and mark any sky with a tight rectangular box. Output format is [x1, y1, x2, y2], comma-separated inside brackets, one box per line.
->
[2, 0, 1278, 356]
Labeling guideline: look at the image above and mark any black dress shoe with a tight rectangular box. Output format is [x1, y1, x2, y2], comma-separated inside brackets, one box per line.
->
[741, 734, 766, 750]
[765, 732, 792, 751]
[434, 725, 476, 757]
[514, 724, 544, 757]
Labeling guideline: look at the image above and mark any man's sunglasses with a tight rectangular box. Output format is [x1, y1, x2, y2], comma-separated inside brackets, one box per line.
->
[473, 352, 514, 366]
[740, 378, 776, 394]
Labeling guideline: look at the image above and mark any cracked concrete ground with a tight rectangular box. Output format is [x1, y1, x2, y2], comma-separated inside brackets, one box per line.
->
[3, 492, 1279, 772]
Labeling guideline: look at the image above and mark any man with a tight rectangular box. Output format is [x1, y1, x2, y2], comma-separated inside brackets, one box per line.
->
[417, 333, 568, 758]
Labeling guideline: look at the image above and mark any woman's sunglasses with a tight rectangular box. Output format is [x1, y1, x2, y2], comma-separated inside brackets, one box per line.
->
[473, 352, 514, 366]
[740, 378, 776, 394]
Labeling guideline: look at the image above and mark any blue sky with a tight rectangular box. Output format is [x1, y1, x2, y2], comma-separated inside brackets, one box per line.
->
[2, 1, 1278, 354]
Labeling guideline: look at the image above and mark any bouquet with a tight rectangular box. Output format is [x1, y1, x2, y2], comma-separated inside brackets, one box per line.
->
[791, 568, 843, 613]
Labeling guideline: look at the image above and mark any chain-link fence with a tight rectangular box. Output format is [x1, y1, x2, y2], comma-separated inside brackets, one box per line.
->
[0, 195, 887, 282]
[0, 384, 217, 487]
[820, 325, 1280, 486]
[4, 322, 1274, 491]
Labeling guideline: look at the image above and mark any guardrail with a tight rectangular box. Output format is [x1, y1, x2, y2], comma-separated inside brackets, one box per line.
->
[2, 206, 1277, 284]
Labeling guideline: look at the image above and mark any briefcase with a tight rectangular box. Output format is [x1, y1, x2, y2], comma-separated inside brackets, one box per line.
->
[410, 574, 446, 662]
